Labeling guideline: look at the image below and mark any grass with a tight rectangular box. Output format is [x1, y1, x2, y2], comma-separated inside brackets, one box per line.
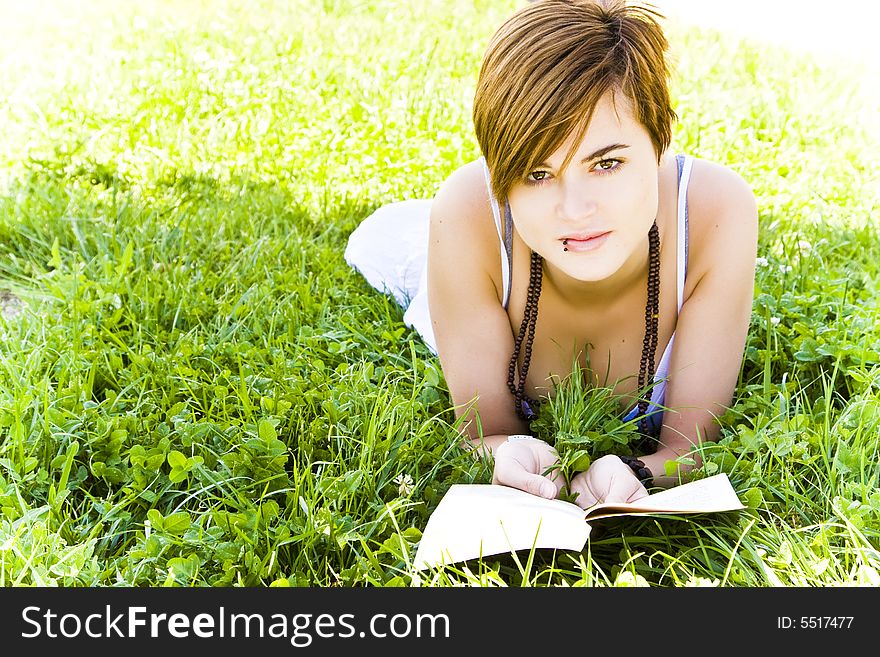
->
[0, 0, 879, 587]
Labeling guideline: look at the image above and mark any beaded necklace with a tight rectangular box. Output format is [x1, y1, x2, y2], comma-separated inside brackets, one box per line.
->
[507, 221, 661, 436]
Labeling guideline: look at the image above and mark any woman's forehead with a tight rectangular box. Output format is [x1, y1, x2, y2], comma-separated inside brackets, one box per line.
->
[541, 92, 648, 167]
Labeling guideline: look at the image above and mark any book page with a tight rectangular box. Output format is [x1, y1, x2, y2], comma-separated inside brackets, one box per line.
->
[413, 474, 745, 570]
[583, 473, 746, 520]
[413, 484, 590, 571]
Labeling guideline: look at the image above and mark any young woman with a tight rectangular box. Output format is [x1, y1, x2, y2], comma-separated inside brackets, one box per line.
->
[345, 0, 757, 509]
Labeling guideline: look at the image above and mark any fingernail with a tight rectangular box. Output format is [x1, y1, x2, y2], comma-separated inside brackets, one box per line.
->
[540, 482, 556, 498]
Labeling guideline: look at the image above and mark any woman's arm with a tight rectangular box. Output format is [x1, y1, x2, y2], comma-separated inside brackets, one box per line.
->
[640, 160, 759, 486]
[427, 163, 566, 498]
[427, 162, 529, 449]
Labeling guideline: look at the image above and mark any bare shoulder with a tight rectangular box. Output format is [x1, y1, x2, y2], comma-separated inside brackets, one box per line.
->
[688, 158, 758, 219]
[429, 157, 503, 292]
[685, 158, 759, 282]
[430, 158, 497, 244]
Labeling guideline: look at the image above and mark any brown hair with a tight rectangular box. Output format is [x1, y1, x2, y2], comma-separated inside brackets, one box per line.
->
[473, 0, 677, 206]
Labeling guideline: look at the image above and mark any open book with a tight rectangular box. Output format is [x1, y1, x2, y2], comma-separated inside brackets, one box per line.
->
[414, 473, 745, 570]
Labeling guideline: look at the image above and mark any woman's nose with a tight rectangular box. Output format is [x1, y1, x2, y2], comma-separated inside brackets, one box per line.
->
[557, 180, 597, 223]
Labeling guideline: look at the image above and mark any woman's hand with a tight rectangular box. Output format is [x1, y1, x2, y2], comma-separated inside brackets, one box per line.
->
[492, 436, 566, 500]
[568, 454, 649, 510]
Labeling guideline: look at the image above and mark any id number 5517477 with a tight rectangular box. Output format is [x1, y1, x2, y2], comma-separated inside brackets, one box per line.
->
[776, 616, 853, 629]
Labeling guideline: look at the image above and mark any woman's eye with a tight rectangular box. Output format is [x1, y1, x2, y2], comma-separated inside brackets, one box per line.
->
[526, 170, 550, 183]
[595, 159, 620, 172]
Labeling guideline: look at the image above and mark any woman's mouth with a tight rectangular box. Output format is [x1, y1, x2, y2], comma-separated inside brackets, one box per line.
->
[561, 231, 611, 253]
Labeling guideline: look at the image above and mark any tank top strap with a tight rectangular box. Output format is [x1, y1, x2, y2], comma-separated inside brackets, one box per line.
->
[502, 205, 513, 308]
[649, 154, 693, 401]
[481, 157, 513, 307]
[675, 154, 694, 312]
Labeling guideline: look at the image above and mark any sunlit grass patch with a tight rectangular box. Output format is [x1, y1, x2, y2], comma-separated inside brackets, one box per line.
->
[0, 0, 878, 586]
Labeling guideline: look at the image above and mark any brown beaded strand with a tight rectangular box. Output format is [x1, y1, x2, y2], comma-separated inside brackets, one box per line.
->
[507, 222, 661, 436]
[507, 250, 543, 421]
[636, 221, 661, 437]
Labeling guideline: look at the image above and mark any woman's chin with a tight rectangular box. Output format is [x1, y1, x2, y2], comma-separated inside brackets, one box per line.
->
[548, 259, 622, 285]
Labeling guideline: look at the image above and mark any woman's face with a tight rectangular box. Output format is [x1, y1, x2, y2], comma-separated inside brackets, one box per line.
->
[507, 91, 661, 285]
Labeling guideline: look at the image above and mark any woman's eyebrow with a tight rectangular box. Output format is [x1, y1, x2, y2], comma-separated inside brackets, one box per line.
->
[537, 143, 630, 168]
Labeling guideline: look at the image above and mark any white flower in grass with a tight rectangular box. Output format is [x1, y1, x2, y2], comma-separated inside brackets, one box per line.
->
[779, 264, 793, 274]
[394, 473, 414, 496]
[755, 257, 769, 267]
[857, 565, 880, 586]
[613, 571, 650, 587]
[770, 317, 781, 326]
[797, 240, 813, 254]
[684, 576, 720, 587]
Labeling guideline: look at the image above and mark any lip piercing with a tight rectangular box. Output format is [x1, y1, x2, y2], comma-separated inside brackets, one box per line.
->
[562, 239, 568, 252]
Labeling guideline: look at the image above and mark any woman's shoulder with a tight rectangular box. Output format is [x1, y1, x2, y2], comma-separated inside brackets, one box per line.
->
[685, 156, 759, 280]
[687, 157, 757, 215]
[430, 157, 501, 257]
[428, 157, 505, 301]
[431, 157, 495, 227]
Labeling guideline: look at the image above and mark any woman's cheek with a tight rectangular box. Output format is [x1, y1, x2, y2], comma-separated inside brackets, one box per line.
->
[510, 198, 549, 244]
[616, 171, 658, 224]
